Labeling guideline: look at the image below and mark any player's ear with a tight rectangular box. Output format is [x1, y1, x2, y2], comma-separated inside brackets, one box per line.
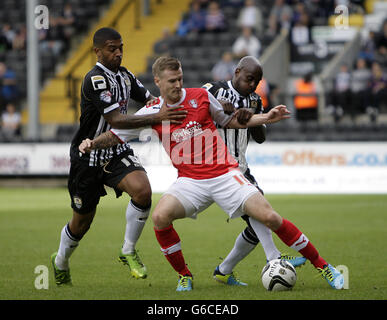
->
[154, 76, 160, 88]
[94, 47, 101, 58]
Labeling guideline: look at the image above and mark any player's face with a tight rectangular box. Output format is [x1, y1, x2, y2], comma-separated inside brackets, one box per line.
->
[233, 67, 262, 97]
[155, 68, 184, 104]
[96, 39, 123, 72]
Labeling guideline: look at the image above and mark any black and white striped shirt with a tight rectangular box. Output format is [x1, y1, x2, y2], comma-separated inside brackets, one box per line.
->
[202, 80, 263, 173]
[70, 62, 150, 166]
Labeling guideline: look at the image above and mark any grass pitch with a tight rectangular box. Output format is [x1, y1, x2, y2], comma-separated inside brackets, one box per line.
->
[0, 188, 386, 300]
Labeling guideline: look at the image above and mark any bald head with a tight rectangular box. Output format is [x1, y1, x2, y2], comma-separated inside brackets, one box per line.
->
[236, 56, 262, 75]
[232, 56, 263, 96]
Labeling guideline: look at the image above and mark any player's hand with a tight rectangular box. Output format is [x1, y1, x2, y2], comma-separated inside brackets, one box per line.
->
[266, 105, 291, 123]
[79, 138, 93, 154]
[234, 108, 254, 125]
[155, 100, 187, 124]
[219, 99, 235, 115]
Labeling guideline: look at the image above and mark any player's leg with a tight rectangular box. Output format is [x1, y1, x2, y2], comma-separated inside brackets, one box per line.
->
[103, 151, 152, 279]
[152, 194, 193, 291]
[52, 161, 105, 286]
[243, 192, 344, 289]
[115, 170, 151, 279]
[53, 209, 96, 276]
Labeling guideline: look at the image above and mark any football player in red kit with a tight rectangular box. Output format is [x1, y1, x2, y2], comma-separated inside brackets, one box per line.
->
[79, 56, 344, 291]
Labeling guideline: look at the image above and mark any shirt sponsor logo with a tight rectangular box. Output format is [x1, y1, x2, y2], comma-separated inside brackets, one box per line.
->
[100, 90, 112, 103]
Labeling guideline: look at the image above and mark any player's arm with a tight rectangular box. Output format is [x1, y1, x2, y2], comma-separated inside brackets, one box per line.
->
[79, 131, 119, 154]
[84, 73, 186, 129]
[227, 105, 290, 129]
[249, 123, 266, 144]
[207, 91, 290, 128]
[249, 99, 266, 143]
[104, 104, 186, 129]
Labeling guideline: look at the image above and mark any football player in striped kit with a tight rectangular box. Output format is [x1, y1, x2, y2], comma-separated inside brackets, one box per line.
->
[51, 28, 186, 286]
[203, 56, 306, 286]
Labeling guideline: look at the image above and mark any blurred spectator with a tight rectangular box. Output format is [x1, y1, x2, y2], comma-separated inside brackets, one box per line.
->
[177, 1, 206, 36]
[368, 62, 387, 123]
[329, 64, 351, 122]
[0, 24, 14, 52]
[57, 2, 76, 46]
[211, 51, 237, 81]
[291, 1, 310, 27]
[375, 20, 387, 50]
[12, 24, 26, 50]
[359, 30, 376, 63]
[1, 102, 21, 141]
[293, 73, 318, 122]
[290, 13, 310, 46]
[154, 27, 173, 55]
[232, 26, 261, 58]
[268, 0, 293, 35]
[373, 45, 387, 69]
[205, 1, 227, 32]
[39, 16, 65, 55]
[0, 62, 18, 110]
[350, 58, 371, 119]
[236, 0, 263, 36]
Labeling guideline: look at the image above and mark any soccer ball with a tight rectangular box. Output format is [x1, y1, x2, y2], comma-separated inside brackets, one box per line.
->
[261, 259, 297, 291]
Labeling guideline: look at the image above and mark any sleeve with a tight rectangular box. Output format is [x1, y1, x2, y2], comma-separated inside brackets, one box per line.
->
[207, 91, 233, 128]
[126, 70, 151, 103]
[110, 105, 159, 142]
[202, 81, 220, 97]
[81, 73, 120, 115]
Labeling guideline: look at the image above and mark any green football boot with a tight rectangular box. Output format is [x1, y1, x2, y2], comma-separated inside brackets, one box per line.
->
[118, 249, 147, 279]
[51, 252, 72, 286]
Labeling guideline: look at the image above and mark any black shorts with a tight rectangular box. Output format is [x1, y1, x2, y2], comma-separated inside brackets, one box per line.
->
[243, 168, 264, 195]
[68, 150, 146, 214]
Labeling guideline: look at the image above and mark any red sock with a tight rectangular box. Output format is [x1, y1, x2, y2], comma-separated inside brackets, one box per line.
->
[154, 225, 192, 276]
[275, 219, 327, 269]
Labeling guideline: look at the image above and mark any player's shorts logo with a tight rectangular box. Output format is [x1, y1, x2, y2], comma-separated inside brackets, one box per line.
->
[73, 196, 83, 209]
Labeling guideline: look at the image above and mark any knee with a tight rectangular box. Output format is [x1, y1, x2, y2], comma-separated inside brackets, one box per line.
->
[131, 185, 152, 207]
[152, 210, 173, 229]
[260, 207, 282, 230]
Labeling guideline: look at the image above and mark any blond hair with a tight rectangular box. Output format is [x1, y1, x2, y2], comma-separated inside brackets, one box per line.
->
[152, 56, 181, 77]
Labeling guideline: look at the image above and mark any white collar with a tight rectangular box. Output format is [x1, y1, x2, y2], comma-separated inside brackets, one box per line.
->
[96, 62, 119, 76]
[159, 89, 186, 107]
[227, 80, 241, 97]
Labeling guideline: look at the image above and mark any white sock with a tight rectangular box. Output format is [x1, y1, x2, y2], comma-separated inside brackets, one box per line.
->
[248, 217, 281, 261]
[219, 232, 256, 275]
[55, 224, 79, 270]
[121, 200, 150, 254]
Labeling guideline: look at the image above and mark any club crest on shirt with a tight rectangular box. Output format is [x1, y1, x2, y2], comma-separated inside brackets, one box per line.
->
[100, 90, 112, 103]
[189, 99, 198, 108]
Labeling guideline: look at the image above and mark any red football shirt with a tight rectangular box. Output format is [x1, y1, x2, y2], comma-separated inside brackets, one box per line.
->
[111, 88, 239, 179]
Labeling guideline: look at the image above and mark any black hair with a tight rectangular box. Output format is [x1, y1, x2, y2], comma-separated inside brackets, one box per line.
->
[93, 27, 121, 48]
